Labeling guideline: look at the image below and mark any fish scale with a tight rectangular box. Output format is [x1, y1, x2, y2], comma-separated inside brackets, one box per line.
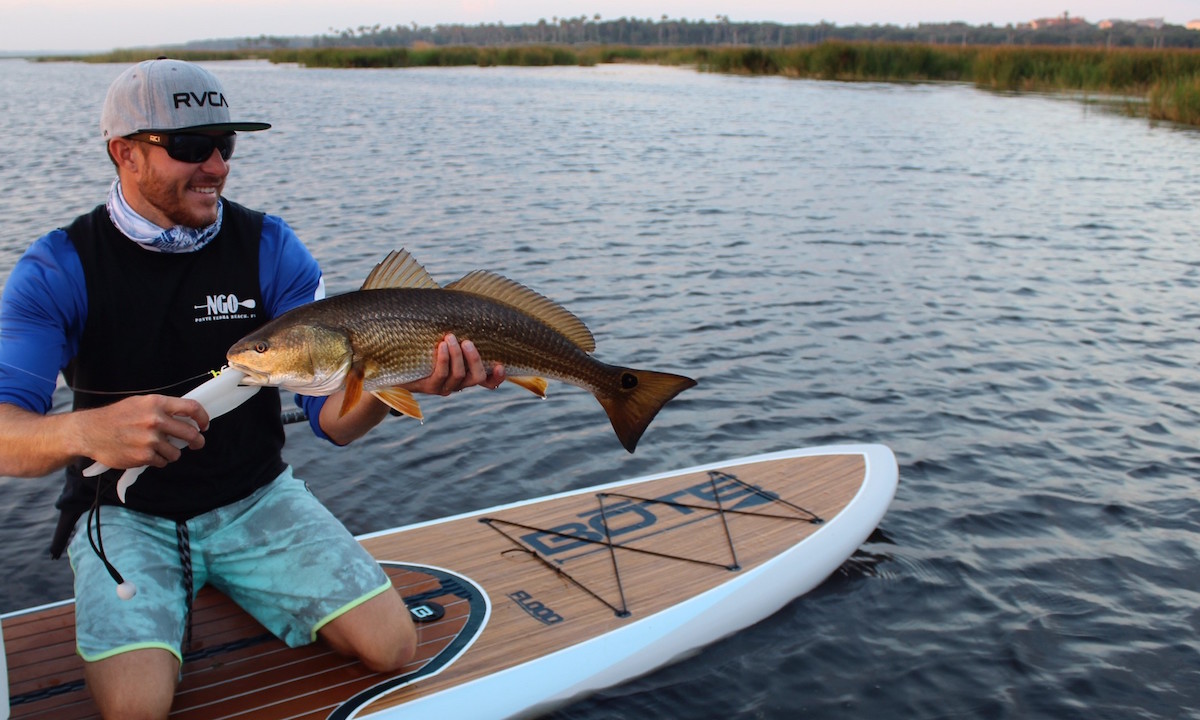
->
[345, 290, 601, 390]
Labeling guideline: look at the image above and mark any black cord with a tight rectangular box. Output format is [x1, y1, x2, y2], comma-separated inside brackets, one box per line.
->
[85, 480, 128, 588]
[177, 522, 195, 648]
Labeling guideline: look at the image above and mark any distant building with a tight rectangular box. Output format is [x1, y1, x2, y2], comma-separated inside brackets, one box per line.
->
[1029, 12, 1089, 29]
[1188, 19, 1200, 31]
[1098, 17, 1168, 30]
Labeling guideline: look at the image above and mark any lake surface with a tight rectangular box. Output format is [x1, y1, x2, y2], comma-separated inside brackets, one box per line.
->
[1, 58, 1199, 719]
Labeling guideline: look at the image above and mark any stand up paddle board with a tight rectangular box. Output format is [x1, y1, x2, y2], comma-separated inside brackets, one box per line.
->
[2, 444, 897, 719]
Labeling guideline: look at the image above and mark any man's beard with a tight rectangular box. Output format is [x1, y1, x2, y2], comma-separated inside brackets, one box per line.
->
[135, 157, 222, 228]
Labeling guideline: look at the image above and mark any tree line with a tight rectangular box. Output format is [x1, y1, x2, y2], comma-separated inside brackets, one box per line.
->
[217, 16, 1200, 52]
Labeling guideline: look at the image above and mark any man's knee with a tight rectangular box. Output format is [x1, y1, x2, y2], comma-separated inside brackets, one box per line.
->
[321, 589, 417, 673]
[357, 628, 418, 673]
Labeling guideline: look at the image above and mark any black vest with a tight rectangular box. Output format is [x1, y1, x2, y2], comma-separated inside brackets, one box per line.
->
[53, 201, 287, 540]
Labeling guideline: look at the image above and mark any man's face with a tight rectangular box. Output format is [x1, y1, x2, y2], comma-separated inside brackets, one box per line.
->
[117, 132, 231, 229]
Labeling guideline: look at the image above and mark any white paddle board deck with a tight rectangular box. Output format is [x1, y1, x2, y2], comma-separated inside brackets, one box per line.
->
[3, 444, 897, 719]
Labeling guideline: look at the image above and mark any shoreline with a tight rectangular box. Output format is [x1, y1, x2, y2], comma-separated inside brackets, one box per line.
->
[32, 41, 1200, 128]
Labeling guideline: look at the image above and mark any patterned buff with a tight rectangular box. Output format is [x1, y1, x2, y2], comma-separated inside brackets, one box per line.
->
[105, 179, 222, 253]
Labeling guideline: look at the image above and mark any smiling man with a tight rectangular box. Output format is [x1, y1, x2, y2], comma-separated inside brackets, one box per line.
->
[0, 58, 504, 719]
[100, 59, 259, 237]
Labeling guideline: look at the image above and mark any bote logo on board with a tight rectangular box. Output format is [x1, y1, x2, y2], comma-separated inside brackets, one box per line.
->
[519, 473, 777, 558]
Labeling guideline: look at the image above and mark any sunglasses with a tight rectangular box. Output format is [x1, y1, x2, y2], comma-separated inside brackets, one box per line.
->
[127, 132, 236, 163]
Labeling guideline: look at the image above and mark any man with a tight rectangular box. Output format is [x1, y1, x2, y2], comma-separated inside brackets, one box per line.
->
[0, 58, 503, 719]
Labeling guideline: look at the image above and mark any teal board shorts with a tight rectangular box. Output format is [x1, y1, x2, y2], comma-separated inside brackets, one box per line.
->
[68, 467, 392, 664]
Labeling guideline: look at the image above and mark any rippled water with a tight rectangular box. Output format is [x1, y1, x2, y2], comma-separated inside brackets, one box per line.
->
[2, 59, 1199, 718]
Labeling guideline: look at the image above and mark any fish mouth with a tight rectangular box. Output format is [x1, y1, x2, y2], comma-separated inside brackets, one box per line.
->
[227, 362, 271, 386]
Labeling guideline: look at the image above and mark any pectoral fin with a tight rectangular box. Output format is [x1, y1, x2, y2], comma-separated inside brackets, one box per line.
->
[506, 375, 549, 398]
[338, 366, 365, 418]
[372, 387, 424, 421]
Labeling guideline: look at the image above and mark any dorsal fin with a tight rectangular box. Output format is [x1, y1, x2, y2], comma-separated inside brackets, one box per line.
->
[361, 249, 441, 291]
[446, 270, 596, 352]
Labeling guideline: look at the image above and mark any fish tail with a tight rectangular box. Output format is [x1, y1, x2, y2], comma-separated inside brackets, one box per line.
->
[597, 369, 697, 453]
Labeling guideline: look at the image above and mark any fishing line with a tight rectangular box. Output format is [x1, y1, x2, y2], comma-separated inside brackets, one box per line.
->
[67, 370, 217, 398]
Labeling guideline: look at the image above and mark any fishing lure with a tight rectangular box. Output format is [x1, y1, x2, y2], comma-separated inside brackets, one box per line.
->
[83, 367, 260, 502]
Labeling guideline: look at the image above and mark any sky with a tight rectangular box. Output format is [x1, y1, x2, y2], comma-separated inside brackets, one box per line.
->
[3, 0, 1197, 53]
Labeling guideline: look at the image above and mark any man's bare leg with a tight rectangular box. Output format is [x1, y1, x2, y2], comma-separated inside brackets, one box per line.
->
[319, 588, 417, 672]
[83, 647, 178, 720]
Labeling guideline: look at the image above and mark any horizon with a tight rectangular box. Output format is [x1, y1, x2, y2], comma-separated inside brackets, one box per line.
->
[4, 1, 1198, 54]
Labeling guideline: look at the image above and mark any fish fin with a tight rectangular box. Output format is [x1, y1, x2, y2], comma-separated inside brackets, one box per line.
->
[597, 369, 697, 453]
[372, 387, 424, 420]
[506, 375, 549, 398]
[446, 271, 596, 352]
[361, 249, 441, 291]
[338, 367, 365, 417]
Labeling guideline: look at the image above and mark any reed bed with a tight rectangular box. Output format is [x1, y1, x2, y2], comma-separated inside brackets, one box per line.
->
[48, 42, 1200, 127]
[694, 42, 1200, 125]
[267, 45, 589, 68]
[1148, 75, 1200, 125]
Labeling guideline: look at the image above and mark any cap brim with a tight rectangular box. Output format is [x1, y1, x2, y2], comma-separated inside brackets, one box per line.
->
[137, 122, 272, 133]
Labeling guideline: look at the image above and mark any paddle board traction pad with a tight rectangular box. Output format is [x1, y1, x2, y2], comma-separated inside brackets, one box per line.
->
[2, 444, 898, 719]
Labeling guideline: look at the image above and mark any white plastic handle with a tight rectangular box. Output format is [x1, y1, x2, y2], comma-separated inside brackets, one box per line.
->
[82, 369, 261, 502]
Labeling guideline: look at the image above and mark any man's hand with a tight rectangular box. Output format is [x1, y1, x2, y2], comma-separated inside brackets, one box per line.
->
[0, 395, 209, 478]
[80, 395, 210, 470]
[402, 334, 506, 396]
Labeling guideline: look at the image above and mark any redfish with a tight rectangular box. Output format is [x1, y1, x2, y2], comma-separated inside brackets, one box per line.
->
[227, 250, 695, 452]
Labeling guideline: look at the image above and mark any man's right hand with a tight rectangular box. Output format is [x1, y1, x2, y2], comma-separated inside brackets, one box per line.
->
[81, 395, 210, 470]
[0, 395, 209, 478]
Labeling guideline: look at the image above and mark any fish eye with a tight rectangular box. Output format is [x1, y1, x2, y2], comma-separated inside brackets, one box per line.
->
[254, 341, 269, 353]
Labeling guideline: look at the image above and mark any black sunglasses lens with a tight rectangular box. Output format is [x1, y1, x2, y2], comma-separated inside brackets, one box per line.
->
[167, 134, 236, 163]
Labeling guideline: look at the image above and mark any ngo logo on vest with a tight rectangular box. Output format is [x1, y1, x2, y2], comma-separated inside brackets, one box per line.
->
[194, 293, 258, 323]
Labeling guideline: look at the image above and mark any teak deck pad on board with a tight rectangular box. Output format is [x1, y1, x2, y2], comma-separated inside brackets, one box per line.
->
[4, 449, 877, 719]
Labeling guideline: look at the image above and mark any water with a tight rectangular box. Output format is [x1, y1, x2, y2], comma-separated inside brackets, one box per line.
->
[2, 59, 1199, 719]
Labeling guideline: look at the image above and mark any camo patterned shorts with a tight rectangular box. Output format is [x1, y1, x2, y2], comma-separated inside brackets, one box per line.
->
[68, 467, 392, 664]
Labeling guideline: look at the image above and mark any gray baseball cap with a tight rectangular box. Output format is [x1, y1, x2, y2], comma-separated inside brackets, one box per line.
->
[101, 58, 271, 140]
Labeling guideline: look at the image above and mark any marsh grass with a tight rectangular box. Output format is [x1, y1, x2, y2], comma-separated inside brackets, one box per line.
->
[1149, 75, 1200, 125]
[49, 42, 1200, 126]
[268, 45, 591, 68]
[698, 42, 1200, 125]
[970, 45, 1200, 93]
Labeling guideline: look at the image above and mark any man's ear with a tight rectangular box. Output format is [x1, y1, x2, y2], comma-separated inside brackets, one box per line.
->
[107, 138, 138, 172]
